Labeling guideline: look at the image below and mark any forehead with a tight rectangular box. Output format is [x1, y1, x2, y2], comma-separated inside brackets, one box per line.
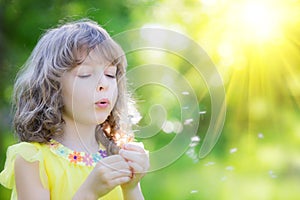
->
[82, 48, 112, 67]
[82, 41, 125, 67]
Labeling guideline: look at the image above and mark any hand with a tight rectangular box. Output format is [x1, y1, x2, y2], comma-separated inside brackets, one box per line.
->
[119, 143, 150, 191]
[73, 155, 132, 199]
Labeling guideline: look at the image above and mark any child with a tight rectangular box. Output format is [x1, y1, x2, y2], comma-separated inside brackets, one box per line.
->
[0, 19, 149, 200]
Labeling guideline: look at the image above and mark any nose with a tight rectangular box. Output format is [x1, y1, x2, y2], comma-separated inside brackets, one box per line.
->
[98, 86, 104, 91]
[97, 82, 107, 92]
[97, 76, 109, 92]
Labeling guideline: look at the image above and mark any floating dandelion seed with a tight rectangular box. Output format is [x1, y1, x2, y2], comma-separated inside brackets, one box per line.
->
[173, 121, 183, 133]
[189, 136, 200, 147]
[181, 91, 190, 95]
[182, 106, 189, 110]
[189, 142, 198, 147]
[258, 133, 264, 139]
[204, 161, 215, 166]
[199, 110, 207, 120]
[184, 118, 193, 125]
[191, 136, 200, 142]
[190, 190, 198, 194]
[230, 148, 238, 154]
[225, 166, 235, 171]
[186, 148, 199, 163]
[269, 170, 278, 178]
[162, 121, 174, 133]
[221, 176, 227, 181]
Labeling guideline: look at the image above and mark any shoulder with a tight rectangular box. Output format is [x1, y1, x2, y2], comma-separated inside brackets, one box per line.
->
[7, 141, 43, 152]
[14, 154, 50, 199]
[0, 141, 49, 189]
[5, 142, 48, 162]
[14, 153, 40, 181]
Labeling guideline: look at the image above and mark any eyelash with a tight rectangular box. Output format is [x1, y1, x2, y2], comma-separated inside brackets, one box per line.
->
[77, 73, 116, 79]
[105, 74, 116, 78]
[78, 75, 91, 78]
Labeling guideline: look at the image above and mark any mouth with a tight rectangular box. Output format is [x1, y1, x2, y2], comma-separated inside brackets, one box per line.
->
[95, 98, 110, 108]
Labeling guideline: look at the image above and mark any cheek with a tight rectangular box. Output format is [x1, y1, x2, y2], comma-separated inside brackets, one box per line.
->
[73, 79, 95, 98]
[111, 83, 118, 102]
[62, 84, 95, 112]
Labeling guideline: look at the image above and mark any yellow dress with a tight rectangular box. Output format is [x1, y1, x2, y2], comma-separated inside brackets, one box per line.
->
[0, 140, 123, 200]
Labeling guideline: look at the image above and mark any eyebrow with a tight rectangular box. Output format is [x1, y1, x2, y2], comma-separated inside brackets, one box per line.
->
[74, 64, 93, 71]
[105, 65, 117, 70]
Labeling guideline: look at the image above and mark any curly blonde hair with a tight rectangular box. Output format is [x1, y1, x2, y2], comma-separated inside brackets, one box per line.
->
[13, 19, 135, 155]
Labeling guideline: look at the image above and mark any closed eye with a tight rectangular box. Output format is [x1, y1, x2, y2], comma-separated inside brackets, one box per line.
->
[105, 66, 117, 79]
[77, 74, 91, 78]
[105, 74, 116, 78]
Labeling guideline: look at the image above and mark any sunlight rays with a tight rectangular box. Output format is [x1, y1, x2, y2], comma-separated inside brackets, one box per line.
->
[199, 0, 300, 134]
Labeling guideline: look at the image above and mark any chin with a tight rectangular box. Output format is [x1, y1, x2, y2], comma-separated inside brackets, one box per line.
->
[95, 116, 109, 125]
[96, 121, 105, 125]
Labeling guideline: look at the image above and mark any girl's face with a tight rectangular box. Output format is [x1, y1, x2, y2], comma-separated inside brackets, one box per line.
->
[61, 49, 118, 126]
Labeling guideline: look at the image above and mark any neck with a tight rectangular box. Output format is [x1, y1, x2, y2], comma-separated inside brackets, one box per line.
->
[55, 116, 99, 154]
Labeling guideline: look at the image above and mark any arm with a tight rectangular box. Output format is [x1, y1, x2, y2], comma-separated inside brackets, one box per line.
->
[119, 143, 150, 200]
[15, 152, 132, 200]
[122, 182, 144, 200]
[14, 155, 50, 200]
[72, 155, 132, 200]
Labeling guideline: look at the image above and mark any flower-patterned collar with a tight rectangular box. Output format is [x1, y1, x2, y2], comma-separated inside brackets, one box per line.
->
[49, 139, 107, 167]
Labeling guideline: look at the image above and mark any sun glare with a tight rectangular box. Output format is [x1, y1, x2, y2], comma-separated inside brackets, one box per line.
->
[242, 3, 278, 38]
[226, 1, 283, 42]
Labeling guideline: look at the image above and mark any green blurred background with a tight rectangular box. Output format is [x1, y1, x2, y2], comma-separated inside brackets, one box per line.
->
[0, 0, 299, 199]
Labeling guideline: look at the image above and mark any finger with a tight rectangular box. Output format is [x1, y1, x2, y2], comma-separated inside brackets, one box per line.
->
[104, 155, 127, 163]
[93, 161, 132, 182]
[106, 170, 132, 180]
[108, 161, 131, 172]
[96, 155, 126, 167]
[98, 159, 131, 173]
[111, 176, 131, 186]
[123, 143, 145, 153]
[119, 149, 149, 165]
[127, 161, 145, 174]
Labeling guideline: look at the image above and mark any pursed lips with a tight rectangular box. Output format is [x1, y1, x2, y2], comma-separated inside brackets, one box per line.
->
[95, 98, 110, 108]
